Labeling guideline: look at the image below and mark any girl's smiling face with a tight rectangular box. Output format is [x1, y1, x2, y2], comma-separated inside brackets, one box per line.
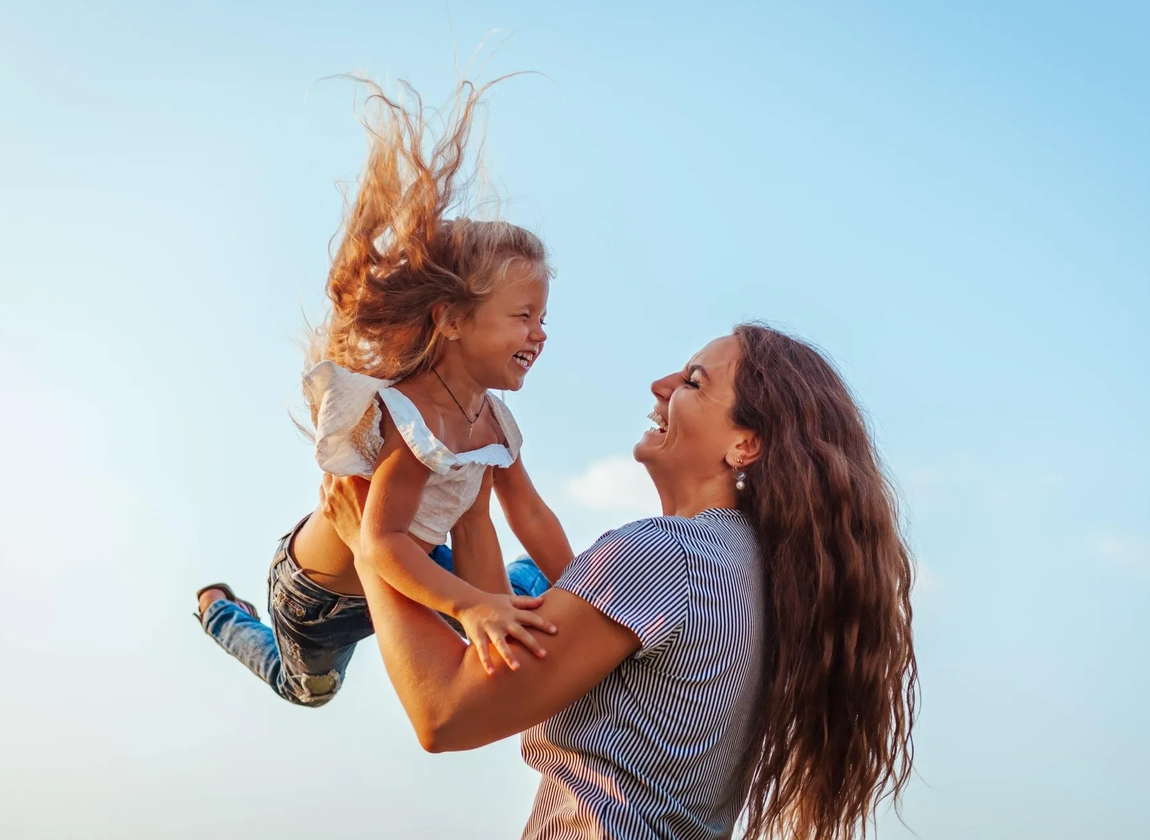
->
[454, 259, 549, 392]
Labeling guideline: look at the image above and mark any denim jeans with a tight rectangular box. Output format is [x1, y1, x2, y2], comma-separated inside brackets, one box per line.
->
[199, 516, 551, 708]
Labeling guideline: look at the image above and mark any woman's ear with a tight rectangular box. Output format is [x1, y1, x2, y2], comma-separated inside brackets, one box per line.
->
[727, 432, 762, 469]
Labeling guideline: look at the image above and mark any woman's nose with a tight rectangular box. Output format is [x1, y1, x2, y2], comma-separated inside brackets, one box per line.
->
[651, 373, 675, 400]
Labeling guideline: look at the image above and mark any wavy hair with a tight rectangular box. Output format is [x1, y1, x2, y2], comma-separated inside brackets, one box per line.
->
[732, 323, 918, 840]
[304, 76, 551, 424]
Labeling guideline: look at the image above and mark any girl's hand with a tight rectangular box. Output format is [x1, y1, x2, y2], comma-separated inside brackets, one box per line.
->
[456, 594, 558, 675]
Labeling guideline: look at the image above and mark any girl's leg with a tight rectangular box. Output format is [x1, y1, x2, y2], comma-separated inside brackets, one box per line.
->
[200, 597, 283, 687]
[508, 555, 551, 598]
[197, 517, 372, 708]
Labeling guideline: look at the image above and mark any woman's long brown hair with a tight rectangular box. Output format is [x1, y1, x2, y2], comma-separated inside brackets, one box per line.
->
[303, 76, 551, 424]
[732, 323, 918, 840]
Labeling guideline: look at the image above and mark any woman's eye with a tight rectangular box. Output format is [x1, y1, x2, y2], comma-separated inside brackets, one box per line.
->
[683, 375, 700, 389]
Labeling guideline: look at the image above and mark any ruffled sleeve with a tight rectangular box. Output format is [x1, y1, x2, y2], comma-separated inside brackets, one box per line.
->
[487, 394, 523, 462]
[376, 387, 458, 476]
[377, 388, 521, 474]
[302, 361, 392, 478]
[303, 361, 522, 478]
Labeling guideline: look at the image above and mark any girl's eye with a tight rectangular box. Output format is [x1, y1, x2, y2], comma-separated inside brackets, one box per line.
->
[540, 318, 547, 326]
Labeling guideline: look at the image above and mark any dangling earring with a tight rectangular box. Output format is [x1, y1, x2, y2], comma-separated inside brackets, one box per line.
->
[735, 471, 747, 491]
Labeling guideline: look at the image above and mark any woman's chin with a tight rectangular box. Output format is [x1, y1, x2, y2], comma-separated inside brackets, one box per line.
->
[633, 429, 667, 463]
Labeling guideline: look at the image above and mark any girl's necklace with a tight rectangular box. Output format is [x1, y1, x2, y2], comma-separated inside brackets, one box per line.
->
[432, 369, 487, 439]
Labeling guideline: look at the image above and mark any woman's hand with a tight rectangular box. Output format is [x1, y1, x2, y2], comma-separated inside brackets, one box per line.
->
[456, 592, 557, 675]
[319, 473, 371, 555]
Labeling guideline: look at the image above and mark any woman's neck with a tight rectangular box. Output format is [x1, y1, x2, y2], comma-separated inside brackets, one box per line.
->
[651, 470, 739, 519]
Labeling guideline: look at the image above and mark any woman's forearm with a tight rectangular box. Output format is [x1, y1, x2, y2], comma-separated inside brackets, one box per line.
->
[355, 563, 472, 750]
[355, 561, 547, 752]
[354, 558, 639, 753]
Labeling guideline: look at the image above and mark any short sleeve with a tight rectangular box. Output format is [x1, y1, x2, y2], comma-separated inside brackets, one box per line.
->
[486, 394, 523, 461]
[302, 360, 391, 478]
[555, 518, 690, 659]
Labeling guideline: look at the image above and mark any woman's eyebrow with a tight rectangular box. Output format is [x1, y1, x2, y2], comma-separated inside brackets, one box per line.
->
[687, 364, 710, 380]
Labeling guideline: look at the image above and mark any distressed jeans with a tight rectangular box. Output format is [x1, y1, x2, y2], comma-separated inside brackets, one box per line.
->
[199, 516, 551, 708]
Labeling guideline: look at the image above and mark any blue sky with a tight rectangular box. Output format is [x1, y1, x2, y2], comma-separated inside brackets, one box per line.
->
[1, 1, 1147, 838]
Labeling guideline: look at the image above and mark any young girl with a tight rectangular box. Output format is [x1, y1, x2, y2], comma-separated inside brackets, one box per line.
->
[194, 78, 574, 707]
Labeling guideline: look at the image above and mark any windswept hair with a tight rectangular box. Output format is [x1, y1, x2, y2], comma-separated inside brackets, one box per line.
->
[304, 76, 551, 424]
[732, 324, 919, 840]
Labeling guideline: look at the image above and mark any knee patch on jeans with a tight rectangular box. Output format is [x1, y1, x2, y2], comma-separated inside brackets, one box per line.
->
[291, 670, 341, 708]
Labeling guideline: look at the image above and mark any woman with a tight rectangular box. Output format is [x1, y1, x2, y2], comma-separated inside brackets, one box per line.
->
[321, 324, 919, 840]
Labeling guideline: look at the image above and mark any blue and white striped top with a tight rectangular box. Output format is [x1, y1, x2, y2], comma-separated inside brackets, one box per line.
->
[521, 509, 765, 840]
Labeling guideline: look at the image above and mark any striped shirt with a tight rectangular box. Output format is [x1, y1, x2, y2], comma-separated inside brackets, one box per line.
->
[521, 509, 765, 840]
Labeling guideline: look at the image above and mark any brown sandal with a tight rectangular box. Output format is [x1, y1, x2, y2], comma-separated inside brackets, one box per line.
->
[194, 582, 260, 623]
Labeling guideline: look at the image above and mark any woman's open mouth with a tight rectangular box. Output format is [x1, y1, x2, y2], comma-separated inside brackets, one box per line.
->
[647, 409, 668, 436]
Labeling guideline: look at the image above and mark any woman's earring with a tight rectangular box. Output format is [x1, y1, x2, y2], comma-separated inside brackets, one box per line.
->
[735, 471, 747, 491]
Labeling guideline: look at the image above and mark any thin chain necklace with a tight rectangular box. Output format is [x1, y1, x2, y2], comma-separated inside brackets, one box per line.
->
[432, 368, 487, 439]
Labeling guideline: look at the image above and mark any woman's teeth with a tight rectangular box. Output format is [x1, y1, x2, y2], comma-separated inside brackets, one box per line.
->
[647, 410, 668, 432]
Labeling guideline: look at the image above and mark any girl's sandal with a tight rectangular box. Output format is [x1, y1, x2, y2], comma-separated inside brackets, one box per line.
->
[194, 582, 261, 624]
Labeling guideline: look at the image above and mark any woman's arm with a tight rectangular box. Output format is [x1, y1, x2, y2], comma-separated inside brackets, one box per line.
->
[359, 571, 639, 751]
[448, 468, 512, 596]
[492, 457, 574, 583]
[324, 474, 640, 752]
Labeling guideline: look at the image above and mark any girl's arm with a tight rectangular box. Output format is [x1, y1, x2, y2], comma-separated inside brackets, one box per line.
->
[356, 407, 481, 618]
[355, 408, 553, 672]
[492, 457, 574, 583]
[448, 468, 512, 596]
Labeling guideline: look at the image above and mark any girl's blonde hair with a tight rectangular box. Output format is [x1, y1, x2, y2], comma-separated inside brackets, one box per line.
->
[305, 76, 552, 423]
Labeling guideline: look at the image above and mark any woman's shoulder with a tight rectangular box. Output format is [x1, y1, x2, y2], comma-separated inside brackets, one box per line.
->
[593, 510, 757, 567]
[585, 516, 688, 559]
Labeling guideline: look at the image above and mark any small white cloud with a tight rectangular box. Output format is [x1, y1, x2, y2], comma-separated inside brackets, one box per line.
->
[565, 455, 661, 514]
[1086, 534, 1150, 573]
